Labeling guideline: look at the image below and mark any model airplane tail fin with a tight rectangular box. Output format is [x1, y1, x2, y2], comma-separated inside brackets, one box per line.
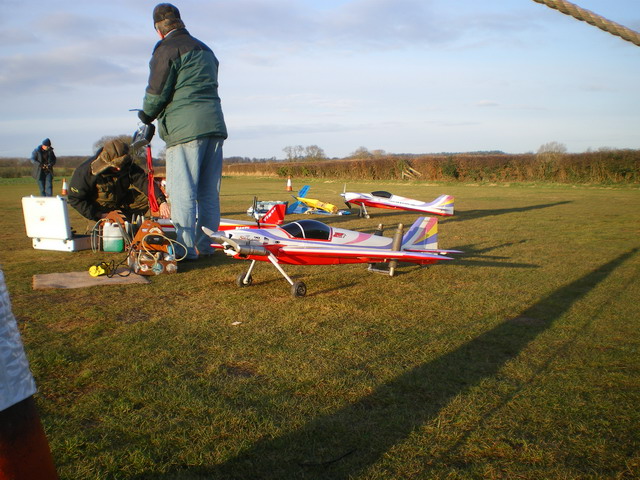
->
[402, 217, 438, 250]
[431, 195, 454, 216]
[297, 185, 310, 198]
[286, 185, 311, 214]
[261, 203, 286, 225]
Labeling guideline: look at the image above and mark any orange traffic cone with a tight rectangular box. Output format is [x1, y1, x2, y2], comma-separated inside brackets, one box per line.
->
[286, 176, 292, 192]
[61, 178, 68, 196]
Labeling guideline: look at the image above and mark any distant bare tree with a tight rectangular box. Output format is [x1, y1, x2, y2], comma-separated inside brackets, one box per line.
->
[350, 146, 372, 158]
[283, 145, 306, 161]
[284, 145, 325, 161]
[303, 145, 326, 161]
[93, 133, 147, 165]
[537, 141, 567, 154]
[92, 134, 131, 152]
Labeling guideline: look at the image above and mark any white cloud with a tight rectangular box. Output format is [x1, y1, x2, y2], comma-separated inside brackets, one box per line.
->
[0, 50, 138, 93]
[476, 100, 499, 108]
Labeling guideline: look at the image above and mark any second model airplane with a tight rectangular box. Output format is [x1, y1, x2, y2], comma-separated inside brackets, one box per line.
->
[341, 189, 454, 218]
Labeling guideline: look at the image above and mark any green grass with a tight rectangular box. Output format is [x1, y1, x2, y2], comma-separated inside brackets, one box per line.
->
[1, 177, 639, 479]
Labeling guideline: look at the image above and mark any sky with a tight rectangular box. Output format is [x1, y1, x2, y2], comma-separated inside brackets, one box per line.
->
[1, 0, 639, 159]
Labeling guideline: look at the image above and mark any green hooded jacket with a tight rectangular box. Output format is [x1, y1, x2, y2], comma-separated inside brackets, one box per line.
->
[142, 28, 227, 148]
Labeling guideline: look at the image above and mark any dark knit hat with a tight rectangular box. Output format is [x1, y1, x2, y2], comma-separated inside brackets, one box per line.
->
[91, 139, 131, 175]
[42, 138, 51, 147]
[153, 3, 181, 23]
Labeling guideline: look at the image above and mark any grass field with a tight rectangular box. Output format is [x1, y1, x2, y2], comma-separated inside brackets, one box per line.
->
[1, 177, 639, 479]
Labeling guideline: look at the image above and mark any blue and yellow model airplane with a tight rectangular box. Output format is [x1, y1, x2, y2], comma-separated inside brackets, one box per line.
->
[287, 185, 351, 216]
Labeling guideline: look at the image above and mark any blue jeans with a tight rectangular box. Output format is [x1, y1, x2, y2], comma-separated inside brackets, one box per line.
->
[37, 171, 53, 196]
[166, 137, 224, 259]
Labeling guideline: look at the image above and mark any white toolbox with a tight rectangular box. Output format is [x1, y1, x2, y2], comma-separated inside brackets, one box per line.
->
[22, 196, 92, 252]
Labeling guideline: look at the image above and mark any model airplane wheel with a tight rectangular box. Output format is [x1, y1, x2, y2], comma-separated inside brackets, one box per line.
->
[291, 281, 307, 297]
[236, 272, 253, 287]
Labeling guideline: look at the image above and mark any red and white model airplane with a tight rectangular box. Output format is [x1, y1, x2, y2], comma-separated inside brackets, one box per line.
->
[203, 217, 460, 297]
[341, 189, 454, 218]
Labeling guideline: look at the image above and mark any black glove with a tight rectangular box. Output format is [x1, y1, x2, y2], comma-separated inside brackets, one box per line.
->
[138, 110, 154, 125]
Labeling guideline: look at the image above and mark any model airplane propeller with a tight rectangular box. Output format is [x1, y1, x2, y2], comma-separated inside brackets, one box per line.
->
[341, 187, 454, 218]
[203, 216, 460, 297]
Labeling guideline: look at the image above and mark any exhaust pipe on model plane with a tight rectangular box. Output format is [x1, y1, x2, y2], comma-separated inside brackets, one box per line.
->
[204, 229, 270, 257]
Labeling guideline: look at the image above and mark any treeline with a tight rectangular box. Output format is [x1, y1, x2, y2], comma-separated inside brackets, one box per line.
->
[0, 156, 86, 179]
[222, 150, 640, 184]
[225, 156, 278, 164]
[0, 154, 161, 179]
[3, 149, 638, 184]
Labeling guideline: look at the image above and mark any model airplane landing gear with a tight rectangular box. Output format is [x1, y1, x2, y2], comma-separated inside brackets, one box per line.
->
[358, 204, 371, 219]
[267, 254, 307, 297]
[291, 281, 307, 297]
[236, 258, 257, 287]
[236, 271, 253, 287]
[233, 258, 307, 297]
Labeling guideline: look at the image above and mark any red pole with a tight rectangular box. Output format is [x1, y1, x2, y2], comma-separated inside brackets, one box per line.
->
[146, 145, 159, 213]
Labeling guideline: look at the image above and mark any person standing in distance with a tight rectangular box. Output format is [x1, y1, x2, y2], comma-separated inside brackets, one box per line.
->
[30, 138, 56, 197]
[138, 3, 227, 261]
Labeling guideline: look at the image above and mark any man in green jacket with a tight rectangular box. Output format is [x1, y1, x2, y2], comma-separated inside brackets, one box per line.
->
[138, 3, 227, 261]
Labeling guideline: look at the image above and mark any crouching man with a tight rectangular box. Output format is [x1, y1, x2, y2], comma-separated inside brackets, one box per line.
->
[68, 139, 170, 221]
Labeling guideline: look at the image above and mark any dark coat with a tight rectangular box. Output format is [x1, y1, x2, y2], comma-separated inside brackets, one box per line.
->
[68, 151, 166, 221]
[30, 146, 56, 179]
[142, 28, 227, 148]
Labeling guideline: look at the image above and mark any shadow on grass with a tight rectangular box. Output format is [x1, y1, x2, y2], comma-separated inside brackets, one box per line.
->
[136, 248, 637, 480]
[446, 201, 572, 223]
[307, 281, 359, 297]
[294, 201, 571, 231]
[453, 241, 540, 269]
[176, 252, 238, 272]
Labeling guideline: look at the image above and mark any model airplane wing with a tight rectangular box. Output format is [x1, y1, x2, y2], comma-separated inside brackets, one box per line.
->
[279, 245, 453, 262]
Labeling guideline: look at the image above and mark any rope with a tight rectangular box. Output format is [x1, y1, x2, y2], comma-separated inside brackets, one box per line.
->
[532, 0, 640, 47]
